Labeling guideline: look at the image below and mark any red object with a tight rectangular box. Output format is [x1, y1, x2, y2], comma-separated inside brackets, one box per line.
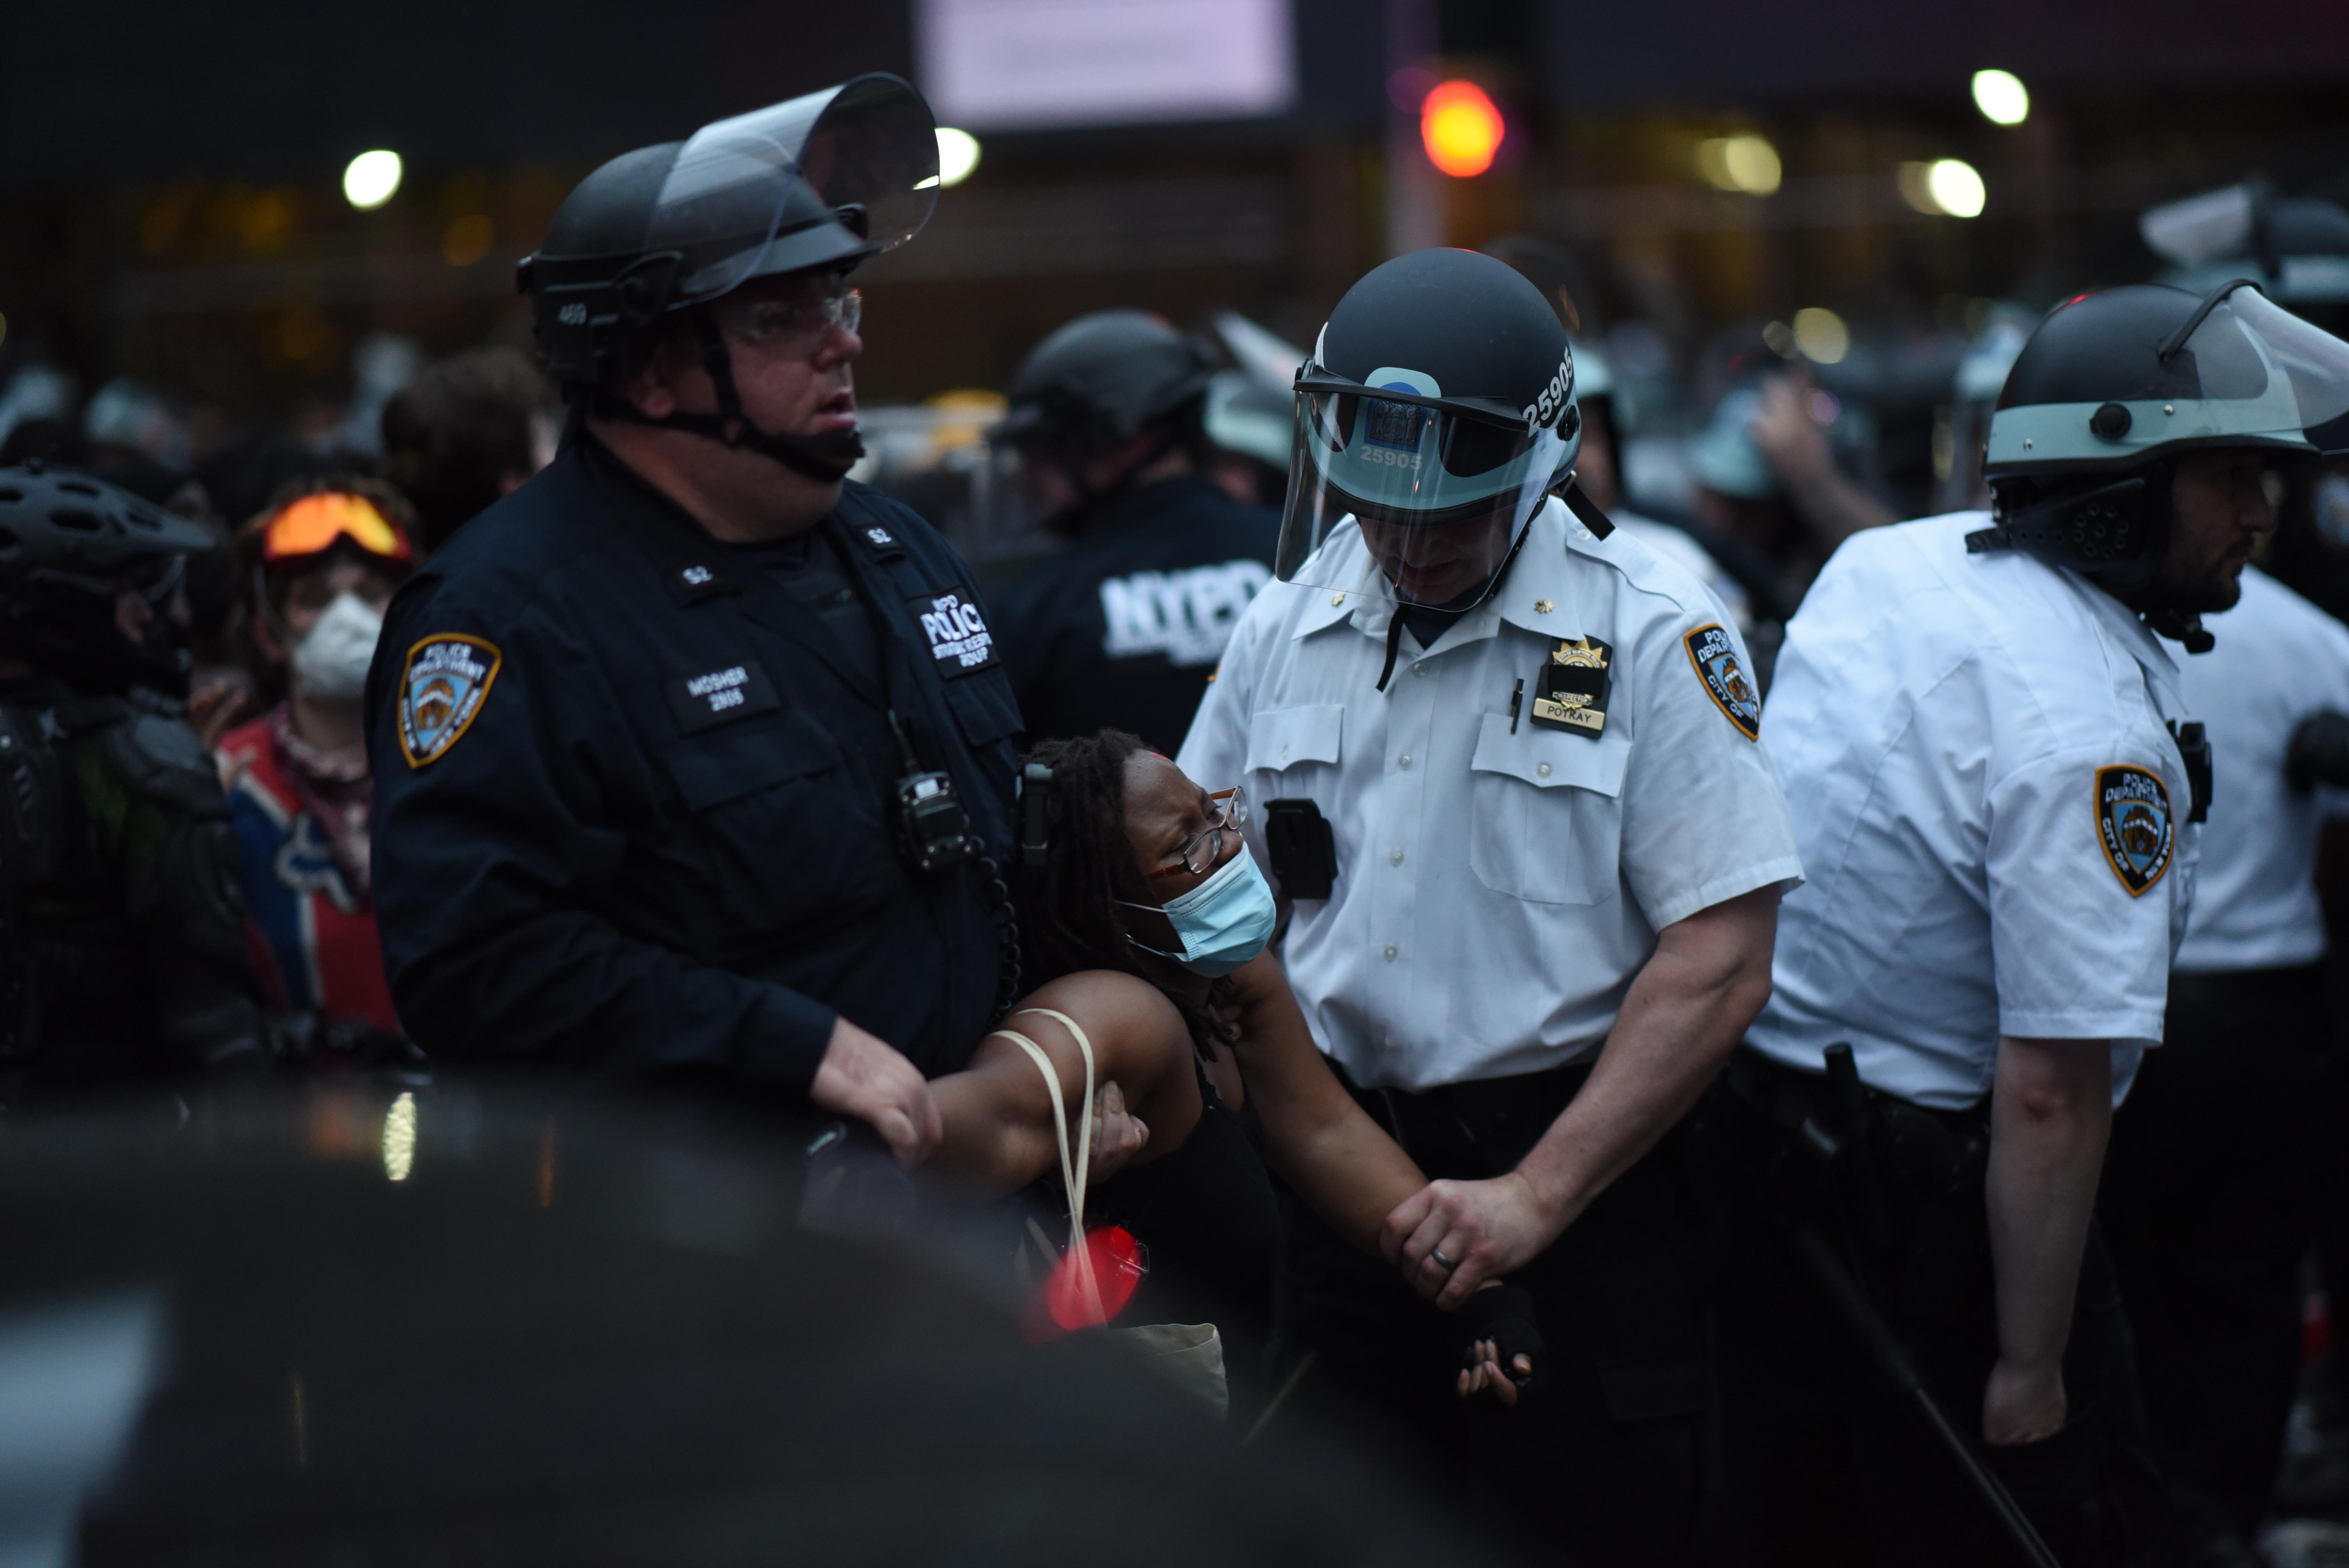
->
[217, 714, 401, 1035]
[1024, 1227, 1146, 1342]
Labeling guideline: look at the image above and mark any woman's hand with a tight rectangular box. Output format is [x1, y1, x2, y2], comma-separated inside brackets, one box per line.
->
[1084, 1080, 1151, 1182]
[1450, 1280, 1544, 1406]
[1458, 1339, 1536, 1406]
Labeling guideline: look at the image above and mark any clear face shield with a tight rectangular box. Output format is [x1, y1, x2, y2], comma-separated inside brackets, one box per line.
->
[642, 73, 939, 305]
[1275, 371, 1578, 609]
[2169, 283, 2349, 448]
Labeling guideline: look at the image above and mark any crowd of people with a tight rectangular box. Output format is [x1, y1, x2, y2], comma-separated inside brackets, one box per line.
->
[8, 71, 2349, 1568]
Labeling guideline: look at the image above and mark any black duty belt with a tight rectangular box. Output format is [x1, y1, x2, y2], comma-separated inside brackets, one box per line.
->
[1330, 1055, 1595, 1182]
[2167, 960, 2325, 1012]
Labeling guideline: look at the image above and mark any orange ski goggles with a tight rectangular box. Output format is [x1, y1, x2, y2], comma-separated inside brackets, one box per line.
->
[257, 492, 414, 567]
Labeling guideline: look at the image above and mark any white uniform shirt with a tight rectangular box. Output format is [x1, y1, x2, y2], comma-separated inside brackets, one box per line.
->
[1610, 510, 1756, 641]
[2173, 565, 2349, 973]
[1178, 497, 1802, 1091]
[1746, 512, 2201, 1111]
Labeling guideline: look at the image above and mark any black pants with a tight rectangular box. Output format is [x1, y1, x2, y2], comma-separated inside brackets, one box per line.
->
[2100, 963, 2329, 1543]
[1707, 1049, 2172, 1568]
[1288, 1060, 1714, 1568]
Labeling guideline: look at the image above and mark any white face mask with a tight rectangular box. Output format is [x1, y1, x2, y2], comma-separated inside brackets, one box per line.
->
[291, 591, 384, 700]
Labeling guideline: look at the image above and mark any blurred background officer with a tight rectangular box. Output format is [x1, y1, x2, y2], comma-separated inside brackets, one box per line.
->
[379, 347, 556, 553]
[2099, 561, 2349, 1566]
[0, 464, 267, 1101]
[990, 310, 1278, 753]
[366, 76, 1017, 1162]
[1479, 235, 1763, 651]
[1720, 282, 2349, 1564]
[1180, 248, 1800, 1565]
[216, 483, 418, 1060]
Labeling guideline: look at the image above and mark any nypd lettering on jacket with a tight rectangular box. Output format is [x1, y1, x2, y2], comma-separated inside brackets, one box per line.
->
[665, 660, 781, 734]
[914, 590, 1000, 677]
[1101, 559, 1273, 668]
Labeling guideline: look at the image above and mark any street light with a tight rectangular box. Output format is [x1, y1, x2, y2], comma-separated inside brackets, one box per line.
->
[1899, 159, 1987, 219]
[1420, 80, 1504, 178]
[342, 150, 403, 210]
[1697, 134, 1782, 196]
[933, 128, 981, 189]
[1971, 69, 2030, 127]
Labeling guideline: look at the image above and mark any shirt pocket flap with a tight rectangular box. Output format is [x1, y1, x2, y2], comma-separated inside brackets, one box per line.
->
[1469, 712, 1629, 795]
[661, 711, 841, 812]
[1245, 704, 1344, 772]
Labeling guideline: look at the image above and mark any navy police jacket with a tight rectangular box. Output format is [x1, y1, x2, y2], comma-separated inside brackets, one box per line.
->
[992, 474, 1276, 755]
[364, 433, 1020, 1092]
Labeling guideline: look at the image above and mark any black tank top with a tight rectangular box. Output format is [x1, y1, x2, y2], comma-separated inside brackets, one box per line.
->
[1083, 1060, 1281, 1403]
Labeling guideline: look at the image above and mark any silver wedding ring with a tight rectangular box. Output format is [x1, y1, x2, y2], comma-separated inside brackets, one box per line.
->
[1430, 1246, 1457, 1272]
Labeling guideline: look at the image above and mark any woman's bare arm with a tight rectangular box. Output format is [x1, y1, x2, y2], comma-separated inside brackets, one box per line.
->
[1223, 951, 1429, 1253]
[928, 972, 1203, 1198]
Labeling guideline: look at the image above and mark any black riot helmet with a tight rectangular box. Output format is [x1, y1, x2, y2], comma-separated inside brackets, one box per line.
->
[517, 74, 939, 482]
[994, 310, 1219, 530]
[1977, 281, 2349, 647]
[998, 310, 1218, 458]
[0, 463, 218, 697]
[1277, 248, 1585, 613]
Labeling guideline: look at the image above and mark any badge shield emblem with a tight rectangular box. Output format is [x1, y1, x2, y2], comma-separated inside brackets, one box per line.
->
[398, 634, 503, 769]
[1683, 624, 1761, 740]
[2096, 764, 2175, 896]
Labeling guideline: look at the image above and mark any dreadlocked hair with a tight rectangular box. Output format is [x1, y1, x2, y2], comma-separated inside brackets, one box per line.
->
[1010, 730, 1240, 1062]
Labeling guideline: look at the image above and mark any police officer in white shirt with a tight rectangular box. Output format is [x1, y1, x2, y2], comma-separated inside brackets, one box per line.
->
[2100, 563, 2349, 1559]
[1178, 249, 1800, 1565]
[1716, 281, 2349, 1566]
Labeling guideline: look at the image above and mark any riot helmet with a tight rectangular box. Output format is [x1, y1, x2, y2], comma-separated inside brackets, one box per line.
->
[1278, 248, 1584, 612]
[0, 463, 218, 697]
[517, 74, 938, 483]
[1980, 280, 2349, 646]
[996, 310, 1219, 529]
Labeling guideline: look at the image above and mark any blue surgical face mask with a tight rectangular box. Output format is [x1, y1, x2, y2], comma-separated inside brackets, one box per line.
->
[1120, 849, 1277, 977]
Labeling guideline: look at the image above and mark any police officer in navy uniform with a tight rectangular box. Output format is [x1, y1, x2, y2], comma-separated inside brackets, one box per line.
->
[1714, 281, 2349, 1565]
[991, 311, 1279, 754]
[365, 77, 1016, 1160]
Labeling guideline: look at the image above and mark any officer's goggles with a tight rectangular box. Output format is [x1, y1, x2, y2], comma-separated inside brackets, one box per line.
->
[257, 492, 414, 568]
[1148, 787, 1246, 880]
[711, 282, 862, 353]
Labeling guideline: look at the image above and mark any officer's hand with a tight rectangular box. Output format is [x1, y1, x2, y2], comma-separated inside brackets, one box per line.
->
[1381, 1172, 1559, 1310]
[811, 1017, 943, 1168]
[1084, 1080, 1151, 1183]
[1981, 1357, 2067, 1446]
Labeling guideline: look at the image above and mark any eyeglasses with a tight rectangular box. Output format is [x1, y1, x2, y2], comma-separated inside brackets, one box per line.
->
[716, 285, 863, 352]
[258, 492, 413, 567]
[1149, 786, 1247, 880]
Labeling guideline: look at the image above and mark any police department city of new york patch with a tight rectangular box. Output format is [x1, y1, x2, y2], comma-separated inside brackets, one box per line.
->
[398, 634, 502, 769]
[1683, 624, 1761, 741]
[2096, 764, 2175, 896]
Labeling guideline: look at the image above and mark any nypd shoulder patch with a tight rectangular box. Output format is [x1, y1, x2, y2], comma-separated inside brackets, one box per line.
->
[2096, 764, 2174, 896]
[1683, 624, 1761, 741]
[399, 634, 503, 769]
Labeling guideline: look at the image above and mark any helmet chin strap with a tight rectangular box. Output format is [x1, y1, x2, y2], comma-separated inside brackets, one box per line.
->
[595, 308, 865, 484]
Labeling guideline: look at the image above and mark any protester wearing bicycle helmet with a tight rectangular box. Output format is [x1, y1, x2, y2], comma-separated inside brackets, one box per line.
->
[0, 463, 267, 1096]
[1177, 248, 1799, 1564]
